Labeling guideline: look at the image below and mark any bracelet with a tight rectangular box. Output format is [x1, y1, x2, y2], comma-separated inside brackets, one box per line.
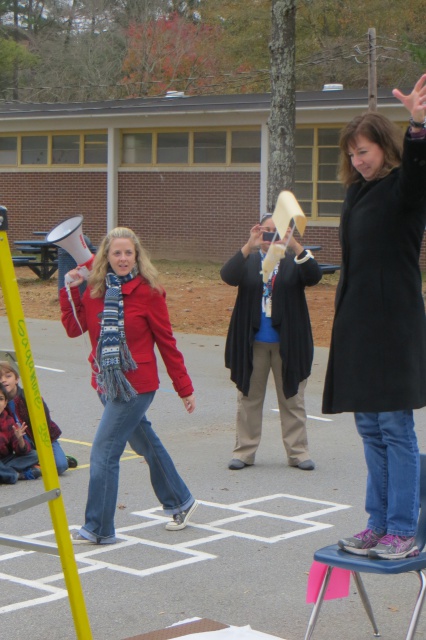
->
[409, 116, 426, 129]
[294, 249, 313, 264]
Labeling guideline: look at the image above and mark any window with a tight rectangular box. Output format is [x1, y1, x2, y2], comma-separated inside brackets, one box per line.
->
[294, 127, 345, 219]
[122, 133, 152, 164]
[0, 137, 17, 164]
[21, 136, 48, 165]
[157, 132, 188, 163]
[193, 132, 226, 163]
[231, 130, 261, 163]
[0, 131, 107, 167]
[84, 134, 108, 164]
[295, 129, 314, 217]
[317, 129, 345, 218]
[121, 128, 261, 167]
[52, 135, 80, 164]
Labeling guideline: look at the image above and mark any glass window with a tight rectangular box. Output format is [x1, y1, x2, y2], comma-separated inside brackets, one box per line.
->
[231, 131, 261, 163]
[52, 135, 80, 164]
[0, 137, 17, 164]
[194, 131, 226, 163]
[318, 128, 341, 145]
[294, 183, 313, 200]
[301, 201, 312, 216]
[318, 183, 346, 200]
[84, 134, 107, 164]
[21, 136, 48, 164]
[318, 164, 339, 180]
[122, 133, 152, 164]
[295, 147, 312, 180]
[157, 132, 188, 163]
[319, 147, 339, 164]
[295, 129, 314, 146]
[318, 201, 342, 217]
[318, 139, 340, 178]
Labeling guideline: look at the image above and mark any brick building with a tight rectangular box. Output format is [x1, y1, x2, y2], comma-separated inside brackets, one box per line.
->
[0, 88, 422, 267]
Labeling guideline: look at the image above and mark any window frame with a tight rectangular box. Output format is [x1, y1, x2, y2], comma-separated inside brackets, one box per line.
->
[120, 127, 262, 168]
[0, 131, 108, 167]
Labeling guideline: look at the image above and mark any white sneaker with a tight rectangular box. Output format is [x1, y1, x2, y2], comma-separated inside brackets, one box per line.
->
[71, 531, 97, 545]
[165, 500, 199, 531]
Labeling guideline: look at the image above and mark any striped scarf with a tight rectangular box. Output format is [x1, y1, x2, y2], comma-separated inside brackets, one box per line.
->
[96, 267, 138, 402]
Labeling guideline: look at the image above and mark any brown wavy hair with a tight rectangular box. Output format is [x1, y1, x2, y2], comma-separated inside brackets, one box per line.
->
[88, 227, 162, 298]
[338, 112, 403, 187]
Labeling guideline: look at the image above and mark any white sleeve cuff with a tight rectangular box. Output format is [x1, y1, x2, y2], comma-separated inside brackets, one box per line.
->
[294, 249, 314, 264]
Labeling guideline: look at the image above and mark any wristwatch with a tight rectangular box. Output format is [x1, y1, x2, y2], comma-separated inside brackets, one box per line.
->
[409, 116, 426, 129]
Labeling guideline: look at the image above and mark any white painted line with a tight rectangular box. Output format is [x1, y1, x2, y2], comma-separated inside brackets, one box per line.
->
[271, 409, 332, 422]
[35, 365, 65, 373]
[0, 494, 351, 614]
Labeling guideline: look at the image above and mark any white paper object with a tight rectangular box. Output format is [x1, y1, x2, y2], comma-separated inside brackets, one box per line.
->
[170, 626, 286, 640]
[261, 243, 286, 284]
[272, 191, 306, 240]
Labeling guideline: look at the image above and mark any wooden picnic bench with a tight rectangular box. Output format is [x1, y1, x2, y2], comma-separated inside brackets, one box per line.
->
[14, 240, 59, 280]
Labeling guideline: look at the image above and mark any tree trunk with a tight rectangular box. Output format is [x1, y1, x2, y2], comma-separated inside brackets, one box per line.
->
[267, 0, 296, 212]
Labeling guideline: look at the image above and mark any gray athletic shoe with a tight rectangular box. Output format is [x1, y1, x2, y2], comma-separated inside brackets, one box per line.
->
[338, 528, 382, 556]
[367, 534, 419, 560]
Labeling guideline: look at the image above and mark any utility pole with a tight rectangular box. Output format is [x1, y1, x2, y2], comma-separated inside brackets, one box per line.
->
[368, 27, 377, 111]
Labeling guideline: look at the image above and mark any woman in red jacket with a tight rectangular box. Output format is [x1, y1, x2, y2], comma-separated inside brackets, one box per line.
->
[60, 227, 198, 544]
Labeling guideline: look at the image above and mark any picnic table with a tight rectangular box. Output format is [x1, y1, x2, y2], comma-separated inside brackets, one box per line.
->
[14, 239, 58, 280]
[305, 245, 341, 274]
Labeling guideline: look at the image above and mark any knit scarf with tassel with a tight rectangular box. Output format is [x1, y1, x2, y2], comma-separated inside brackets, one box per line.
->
[96, 267, 138, 402]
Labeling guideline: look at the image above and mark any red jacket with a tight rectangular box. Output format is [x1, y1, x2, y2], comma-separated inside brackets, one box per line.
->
[0, 408, 31, 458]
[59, 276, 193, 398]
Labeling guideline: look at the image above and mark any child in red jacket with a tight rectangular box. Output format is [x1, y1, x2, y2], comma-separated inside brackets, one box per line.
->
[0, 383, 40, 483]
[0, 361, 77, 474]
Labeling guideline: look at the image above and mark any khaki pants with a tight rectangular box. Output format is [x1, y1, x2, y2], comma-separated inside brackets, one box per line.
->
[233, 341, 311, 466]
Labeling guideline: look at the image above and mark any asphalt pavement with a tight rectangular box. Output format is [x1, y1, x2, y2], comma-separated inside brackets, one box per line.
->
[1, 317, 426, 640]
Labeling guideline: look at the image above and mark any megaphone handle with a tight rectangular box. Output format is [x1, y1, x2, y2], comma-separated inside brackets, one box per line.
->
[64, 264, 91, 285]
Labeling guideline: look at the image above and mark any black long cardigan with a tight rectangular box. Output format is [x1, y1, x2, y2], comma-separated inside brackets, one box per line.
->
[221, 250, 322, 399]
[322, 132, 426, 414]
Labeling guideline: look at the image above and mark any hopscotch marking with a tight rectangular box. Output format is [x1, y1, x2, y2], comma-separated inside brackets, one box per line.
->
[0, 493, 350, 614]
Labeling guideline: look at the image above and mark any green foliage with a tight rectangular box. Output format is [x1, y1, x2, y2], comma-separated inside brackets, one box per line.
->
[0, 0, 424, 102]
[0, 37, 39, 93]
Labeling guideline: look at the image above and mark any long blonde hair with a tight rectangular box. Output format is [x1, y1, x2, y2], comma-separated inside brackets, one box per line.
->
[88, 227, 162, 298]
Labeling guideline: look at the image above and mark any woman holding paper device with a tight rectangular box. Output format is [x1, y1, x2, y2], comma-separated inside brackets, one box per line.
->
[221, 213, 322, 471]
[323, 73, 426, 560]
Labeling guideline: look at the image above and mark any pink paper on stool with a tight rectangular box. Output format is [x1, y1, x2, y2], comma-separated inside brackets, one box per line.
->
[306, 561, 350, 603]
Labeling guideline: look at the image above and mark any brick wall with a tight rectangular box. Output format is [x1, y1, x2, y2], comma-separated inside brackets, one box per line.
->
[0, 172, 107, 248]
[3, 170, 426, 271]
[118, 171, 261, 262]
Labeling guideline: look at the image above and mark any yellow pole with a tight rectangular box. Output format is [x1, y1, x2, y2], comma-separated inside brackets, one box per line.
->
[0, 211, 93, 639]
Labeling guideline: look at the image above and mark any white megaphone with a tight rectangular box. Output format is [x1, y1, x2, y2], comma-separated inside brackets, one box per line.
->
[46, 215, 94, 284]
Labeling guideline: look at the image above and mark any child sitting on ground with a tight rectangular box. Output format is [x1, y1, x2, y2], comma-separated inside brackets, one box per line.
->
[0, 361, 77, 475]
[0, 382, 41, 483]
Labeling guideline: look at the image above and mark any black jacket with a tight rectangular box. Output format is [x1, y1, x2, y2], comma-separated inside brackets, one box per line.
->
[323, 132, 426, 413]
[221, 249, 322, 399]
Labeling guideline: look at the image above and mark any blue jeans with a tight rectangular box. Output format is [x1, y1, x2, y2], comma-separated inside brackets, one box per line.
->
[26, 437, 69, 475]
[52, 440, 69, 475]
[0, 449, 39, 484]
[355, 411, 419, 537]
[81, 391, 194, 543]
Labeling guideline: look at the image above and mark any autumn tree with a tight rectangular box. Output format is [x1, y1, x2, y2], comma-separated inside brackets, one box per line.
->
[120, 12, 222, 96]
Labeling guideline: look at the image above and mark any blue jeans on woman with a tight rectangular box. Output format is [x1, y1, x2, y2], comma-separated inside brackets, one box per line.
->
[80, 391, 194, 543]
[355, 411, 419, 537]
